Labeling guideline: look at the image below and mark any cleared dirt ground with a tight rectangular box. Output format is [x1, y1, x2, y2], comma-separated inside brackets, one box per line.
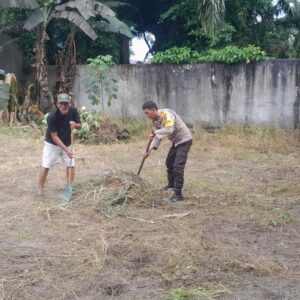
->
[0, 125, 300, 299]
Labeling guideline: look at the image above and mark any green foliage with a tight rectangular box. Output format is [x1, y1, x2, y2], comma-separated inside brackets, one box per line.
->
[269, 211, 293, 228]
[43, 0, 56, 7]
[18, 30, 37, 71]
[151, 47, 202, 64]
[168, 287, 213, 300]
[74, 110, 100, 141]
[205, 45, 268, 63]
[74, 111, 148, 143]
[85, 55, 118, 110]
[152, 45, 268, 64]
[282, 211, 293, 224]
[75, 31, 120, 64]
[133, 0, 299, 59]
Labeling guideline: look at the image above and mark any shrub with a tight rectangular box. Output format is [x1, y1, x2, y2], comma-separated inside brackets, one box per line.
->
[152, 45, 269, 64]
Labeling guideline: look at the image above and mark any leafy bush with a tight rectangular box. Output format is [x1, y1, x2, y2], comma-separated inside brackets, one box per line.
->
[151, 47, 202, 64]
[152, 45, 269, 64]
[206, 45, 268, 63]
[85, 55, 118, 111]
[74, 110, 100, 141]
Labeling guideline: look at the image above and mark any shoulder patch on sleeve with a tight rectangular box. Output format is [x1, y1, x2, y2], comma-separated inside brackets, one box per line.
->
[161, 111, 174, 128]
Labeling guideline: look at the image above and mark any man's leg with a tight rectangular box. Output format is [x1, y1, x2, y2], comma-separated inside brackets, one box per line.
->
[62, 147, 75, 187]
[61, 151, 75, 202]
[165, 145, 176, 189]
[39, 141, 60, 194]
[171, 141, 192, 201]
[38, 167, 49, 194]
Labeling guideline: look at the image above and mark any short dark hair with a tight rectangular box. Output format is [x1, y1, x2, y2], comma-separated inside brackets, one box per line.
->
[142, 101, 158, 110]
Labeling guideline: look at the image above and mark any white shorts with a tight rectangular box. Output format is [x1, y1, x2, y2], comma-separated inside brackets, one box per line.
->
[42, 141, 75, 169]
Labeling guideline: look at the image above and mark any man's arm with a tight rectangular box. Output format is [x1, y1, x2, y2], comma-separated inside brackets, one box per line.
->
[145, 126, 175, 158]
[50, 132, 73, 158]
[70, 108, 82, 129]
[149, 110, 175, 151]
[69, 121, 81, 130]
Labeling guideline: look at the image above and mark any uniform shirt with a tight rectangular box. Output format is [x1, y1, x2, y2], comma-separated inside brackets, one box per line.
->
[45, 107, 80, 146]
[150, 109, 192, 150]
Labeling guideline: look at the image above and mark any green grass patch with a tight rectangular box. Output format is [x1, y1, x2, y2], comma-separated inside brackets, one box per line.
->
[15, 230, 35, 242]
[168, 287, 213, 300]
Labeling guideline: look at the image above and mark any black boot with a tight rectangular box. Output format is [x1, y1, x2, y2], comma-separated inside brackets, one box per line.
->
[170, 189, 184, 202]
[161, 185, 174, 191]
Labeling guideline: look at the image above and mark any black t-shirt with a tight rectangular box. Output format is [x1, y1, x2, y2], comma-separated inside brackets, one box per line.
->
[45, 107, 81, 146]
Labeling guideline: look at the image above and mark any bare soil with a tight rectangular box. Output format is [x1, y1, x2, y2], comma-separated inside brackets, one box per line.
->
[0, 126, 300, 299]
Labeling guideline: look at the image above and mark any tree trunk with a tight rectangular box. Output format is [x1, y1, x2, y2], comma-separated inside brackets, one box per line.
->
[35, 24, 52, 112]
[119, 35, 130, 64]
[56, 32, 77, 95]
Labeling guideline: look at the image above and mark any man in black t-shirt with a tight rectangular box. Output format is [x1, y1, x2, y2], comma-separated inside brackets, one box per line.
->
[38, 93, 81, 195]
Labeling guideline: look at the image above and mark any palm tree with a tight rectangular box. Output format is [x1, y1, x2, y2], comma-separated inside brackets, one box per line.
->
[0, 0, 133, 111]
[196, 0, 225, 36]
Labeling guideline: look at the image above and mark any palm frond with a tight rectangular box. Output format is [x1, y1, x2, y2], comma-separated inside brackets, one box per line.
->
[0, 0, 39, 9]
[54, 10, 97, 40]
[196, 0, 225, 36]
[289, 1, 300, 19]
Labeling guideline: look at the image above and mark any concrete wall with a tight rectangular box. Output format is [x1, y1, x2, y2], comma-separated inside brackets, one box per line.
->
[0, 33, 23, 80]
[1, 39, 299, 128]
[70, 61, 300, 128]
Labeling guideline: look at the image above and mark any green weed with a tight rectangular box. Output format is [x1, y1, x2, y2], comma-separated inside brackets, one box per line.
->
[168, 288, 213, 300]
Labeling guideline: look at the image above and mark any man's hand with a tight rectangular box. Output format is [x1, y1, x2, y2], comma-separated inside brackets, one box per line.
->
[144, 148, 152, 159]
[66, 148, 74, 159]
[69, 121, 77, 130]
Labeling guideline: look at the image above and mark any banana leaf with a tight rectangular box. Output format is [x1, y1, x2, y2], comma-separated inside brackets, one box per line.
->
[0, 83, 10, 110]
[0, 0, 39, 9]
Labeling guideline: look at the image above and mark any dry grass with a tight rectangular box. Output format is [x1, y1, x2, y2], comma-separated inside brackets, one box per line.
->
[72, 171, 164, 214]
[191, 123, 300, 160]
[0, 123, 300, 299]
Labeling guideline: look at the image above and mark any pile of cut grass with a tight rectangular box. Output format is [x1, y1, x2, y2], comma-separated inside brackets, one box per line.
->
[72, 171, 164, 214]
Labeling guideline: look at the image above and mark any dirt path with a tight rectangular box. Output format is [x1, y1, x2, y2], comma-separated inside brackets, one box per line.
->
[0, 128, 300, 299]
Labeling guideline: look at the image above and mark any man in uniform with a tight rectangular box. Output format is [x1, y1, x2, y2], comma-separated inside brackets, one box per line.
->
[142, 101, 192, 202]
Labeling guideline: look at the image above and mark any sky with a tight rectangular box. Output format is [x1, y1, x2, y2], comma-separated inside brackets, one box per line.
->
[130, 37, 149, 63]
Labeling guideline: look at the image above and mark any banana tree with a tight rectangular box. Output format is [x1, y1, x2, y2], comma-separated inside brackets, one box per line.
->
[0, 0, 133, 111]
[21, 0, 100, 111]
[54, 0, 133, 94]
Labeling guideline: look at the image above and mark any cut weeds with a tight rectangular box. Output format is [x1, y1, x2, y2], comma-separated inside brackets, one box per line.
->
[72, 171, 164, 214]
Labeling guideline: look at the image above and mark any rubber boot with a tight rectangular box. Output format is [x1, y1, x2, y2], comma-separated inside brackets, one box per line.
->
[161, 185, 174, 191]
[170, 189, 184, 202]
